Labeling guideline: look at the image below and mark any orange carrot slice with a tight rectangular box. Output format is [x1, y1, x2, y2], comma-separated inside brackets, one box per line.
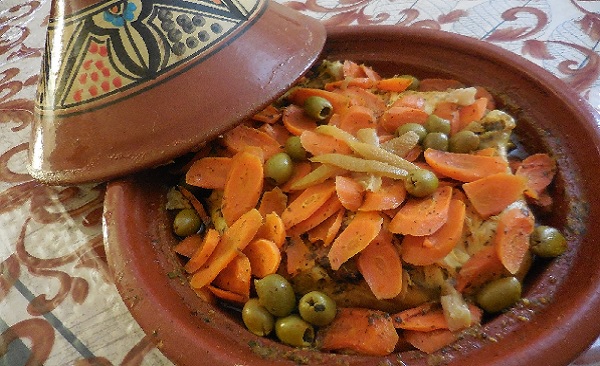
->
[206, 285, 248, 304]
[300, 130, 352, 156]
[185, 157, 232, 189]
[459, 97, 488, 128]
[324, 77, 375, 90]
[173, 233, 203, 258]
[392, 94, 426, 109]
[282, 104, 319, 136]
[389, 186, 453, 236]
[320, 308, 399, 356]
[432, 101, 460, 135]
[287, 195, 343, 236]
[403, 328, 458, 354]
[380, 106, 429, 134]
[281, 181, 336, 229]
[424, 148, 509, 182]
[392, 302, 448, 331]
[494, 204, 535, 274]
[335, 175, 365, 211]
[328, 211, 384, 270]
[252, 104, 281, 124]
[515, 153, 556, 200]
[280, 162, 312, 192]
[255, 212, 286, 248]
[308, 208, 345, 246]
[243, 238, 282, 278]
[178, 186, 210, 225]
[356, 229, 403, 299]
[189, 209, 263, 289]
[462, 173, 527, 218]
[418, 78, 464, 92]
[285, 235, 315, 277]
[184, 229, 220, 273]
[333, 86, 386, 117]
[222, 124, 282, 159]
[221, 151, 264, 226]
[455, 246, 505, 293]
[359, 179, 406, 212]
[401, 199, 466, 266]
[376, 77, 414, 92]
[212, 252, 251, 300]
[258, 187, 288, 217]
[338, 105, 376, 135]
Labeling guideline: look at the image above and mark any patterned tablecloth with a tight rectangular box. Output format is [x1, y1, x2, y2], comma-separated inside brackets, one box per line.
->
[0, 0, 599, 365]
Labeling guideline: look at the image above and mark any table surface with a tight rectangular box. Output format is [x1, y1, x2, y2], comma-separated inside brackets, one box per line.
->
[1, 0, 599, 365]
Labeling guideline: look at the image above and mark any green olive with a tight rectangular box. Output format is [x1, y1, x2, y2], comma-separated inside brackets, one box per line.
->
[298, 291, 337, 326]
[476, 276, 522, 313]
[530, 225, 567, 258]
[285, 136, 307, 161]
[254, 274, 296, 317]
[242, 298, 275, 336]
[404, 169, 439, 197]
[275, 314, 315, 347]
[173, 208, 201, 237]
[304, 96, 333, 121]
[423, 132, 449, 151]
[424, 115, 451, 135]
[265, 152, 294, 184]
[396, 123, 427, 143]
[449, 130, 480, 153]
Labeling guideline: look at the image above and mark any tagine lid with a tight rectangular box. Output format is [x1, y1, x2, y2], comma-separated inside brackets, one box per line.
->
[28, 0, 326, 185]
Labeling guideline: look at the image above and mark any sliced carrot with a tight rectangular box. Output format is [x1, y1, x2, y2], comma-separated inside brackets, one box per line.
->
[212, 252, 251, 299]
[222, 124, 282, 159]
[328, 211, 384, 270]
[459, 97, 488, 129]
[255, 212, 286, 248]
[183, 229, 220, 273]
[178, 186, 210, 225]
[206, 285, 248, 304]
[243, 238, 282, 278]
[281, 181, 336, 229]
[391, 93, 426, 109]
[474, 86, 496, 110]
[259, 122, 290, 145]
[173, 233, 203, 258]
[258, 187, 288, 217]
[319, 307, 399, 356]
[288, 88, 351, 114]
[185, 157, 232, 189]
[388, 186, 453, 236]
[392, 302, 447, 331]
[308, 208, 345, 246]
[432, 101, 460, 135]
[356, 228, 403, 299]
[494, 203, 535, 274]
[252, 104, 281, 124]
[335, 175, 365, 211]
[376, 77, 413, 92]
[299, 130, 352, 156]
[515, 153, 556, 200]
[455, 246, 505, 293]
[221, 151, 264, 226]
[359, 179, 406, 212]
[285, 235, 315, 277]
[424, 148, 509, 182]
[462, 172, 527, 218]
[403, 328, 458, 354]
[325, 77, 375, 91]
[380, 106, 429, 134]
[401, 199, 466, 266]
[338, 105, 376, 135]
[280, 162, 312, 192]
[189, 209, 263, 289]
[282, 104, 319, 136]
[333, 86, 386, 117]
[418, 78, 464, 92]
[287, 195, 343, 236]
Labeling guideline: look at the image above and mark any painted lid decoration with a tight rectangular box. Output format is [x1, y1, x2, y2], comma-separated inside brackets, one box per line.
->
[29, 0, 326, 185]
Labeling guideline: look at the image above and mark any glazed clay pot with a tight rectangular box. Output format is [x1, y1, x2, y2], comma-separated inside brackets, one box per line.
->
[104, 27, 600, 366]
[28, 0, 325, 185]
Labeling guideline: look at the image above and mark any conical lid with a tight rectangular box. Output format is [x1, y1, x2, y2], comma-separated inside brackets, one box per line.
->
[29, 0, 326, 185]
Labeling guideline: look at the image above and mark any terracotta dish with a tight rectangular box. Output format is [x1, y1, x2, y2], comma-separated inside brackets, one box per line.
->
[28, 0, 325, 185]
[103, 26, 600, 366]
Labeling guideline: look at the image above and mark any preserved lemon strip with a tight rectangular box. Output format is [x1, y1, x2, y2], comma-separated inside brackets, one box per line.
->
[315, 125, 419, 172]
[311, 154, 408, 179]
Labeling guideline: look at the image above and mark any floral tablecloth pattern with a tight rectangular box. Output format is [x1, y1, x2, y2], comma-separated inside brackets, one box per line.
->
[0, 0, 598, 365]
